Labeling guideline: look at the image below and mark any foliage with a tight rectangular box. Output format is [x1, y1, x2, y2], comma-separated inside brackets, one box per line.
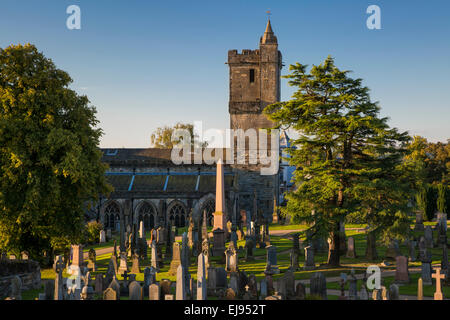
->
[404, 136, 450, 185]
[437, 183, 449, 214]
[150, 122, 207, 149]
[264, 56, 412, 265]
[0, 44, 111, 264]
[84, 220, 103, 245]
[415, 184, 437, 221]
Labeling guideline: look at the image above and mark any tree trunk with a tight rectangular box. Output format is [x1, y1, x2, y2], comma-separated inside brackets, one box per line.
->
[365, 231, 378, 261]
[327, 228, 341, 266]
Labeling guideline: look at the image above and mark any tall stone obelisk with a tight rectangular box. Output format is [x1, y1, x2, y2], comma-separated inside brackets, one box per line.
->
[213, 159, 226, 231]
[212, 159, 226, 257]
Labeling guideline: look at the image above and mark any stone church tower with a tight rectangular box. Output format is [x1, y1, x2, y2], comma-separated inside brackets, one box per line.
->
[228, 19, 283, 131]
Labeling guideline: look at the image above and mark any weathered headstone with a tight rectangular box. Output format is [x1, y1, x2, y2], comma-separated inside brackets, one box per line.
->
[389, 284, 399, 300]
[225, 242, 238, 272]
[359, 284, 369, 300]
[103, 287, 117, 300]
[108, 276, 121, 299]
[10, 276, 22, 300]
[131, 253, 141, 274]
[149, 283, 160, 300]
[94, 274, 104, 294]
[265, 246, 279, 274]
[295, 283, 306, 300]
[197, 253, 207, 300]
[395, 256, 410, 284]
[424, 226, 434, 248]
[348, 269, 358, 300]
[304, 246, 315, 270]
[422, 262, 433, 285]
[99, 230, 106, 243]
[118, 251, 128, 275]
[310, 272, 327, 300]
[414, 212, 425, 232]
[87, 248, 97, 271]
[289, 248, 299, 271]
[225, 288, 236, 300]
[71, 244, 83, 268]
[176, 264, 186, 300]
[346, 237, 357, 258]
[53, 255, 64, 300]
[129, 281, 143, 300]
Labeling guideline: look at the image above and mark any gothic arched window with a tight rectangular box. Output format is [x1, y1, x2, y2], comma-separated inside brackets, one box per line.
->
[169, 203, 187, 228]
[138, 202, 156, 230]
[104, 202, 120, 231]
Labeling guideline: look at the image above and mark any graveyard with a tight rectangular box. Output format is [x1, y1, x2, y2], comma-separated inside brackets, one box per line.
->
[1, 1, 449, 306]
[3, 203, 450, 301]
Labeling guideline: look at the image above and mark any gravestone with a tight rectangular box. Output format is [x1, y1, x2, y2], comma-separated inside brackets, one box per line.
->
[295, 283, 306, 300]
[149, 283, 160, 300]
[265, 246, 279, 274]
[244, 238, 255, 261]
[247, 274, 258, 299]
[432, 268, 445, 300]
[422, 262, 433, 285]
[385, 240, 400, 259]
[131, 253, 141, 274]
[118, 251, 128, 275]
[418, 236, 431, 262]
[197, 253, 207, 300]
[310, 272, 327, 300]
[53, 255, 64, 300]
[129, 281, 142, 300]
[229, 272, 239, 296]
[346, 237, 357, 258]
[260, 279, 268, 299]
[160, 279, 172, 299]
[80, 285, 94, 300]
[106, 229, 112, 240]
[289, 248, 299, 271]
[424, 226, 434, 248]
[359, 284, 369, 300]
[99, 230, 106, 243]
[414, 212, 425, 231]
[105, 255, 117, 285]
[94, 274, 104, 294]
[389, 284, 399, 300]
[284, 270, 295, 299]
[144, 266, 156, 287]
[44, 280, 54, 300]
[304, 246, 315, 270]
[176, 264, 186, 300]
[348, 269, 357, 300]
[103, 287, 117, 300]
[395, 256, 410, 284]
[168, 242, 182, 276]
[107, 276, 121, 299]
[216, 267, 228, 289]
[409, 240, 417, 262]
[87, 248, 97, 271]
[10, 276, 22, 300]
[225, 242, 238, 272]
[225, 288, 236, 300]
[71, 244, 83, 268]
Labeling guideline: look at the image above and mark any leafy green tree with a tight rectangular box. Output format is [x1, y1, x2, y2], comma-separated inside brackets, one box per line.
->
[264, 56, 411, 266]
[437, 183, 449, 214]
[0, 44, 111, 264]
[150, 122, 207, 149]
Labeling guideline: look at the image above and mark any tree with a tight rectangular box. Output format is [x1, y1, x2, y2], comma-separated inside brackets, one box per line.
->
[150, 122, 207, 149]
[437, 183, 449, 214]
[264, 56, 411, 266]
[0, 44, 111, 264]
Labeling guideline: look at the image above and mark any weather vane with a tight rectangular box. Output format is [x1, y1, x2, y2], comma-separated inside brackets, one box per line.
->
[266, 9, 272, 19]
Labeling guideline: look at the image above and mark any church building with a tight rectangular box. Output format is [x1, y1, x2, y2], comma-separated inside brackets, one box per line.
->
[95, 20, 288, 232]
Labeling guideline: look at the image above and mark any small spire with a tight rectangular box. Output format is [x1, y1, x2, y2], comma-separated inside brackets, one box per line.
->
[261, 18, 277, 44]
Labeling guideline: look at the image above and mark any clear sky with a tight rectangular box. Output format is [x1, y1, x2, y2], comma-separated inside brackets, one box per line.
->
[1, 0, 449, 147]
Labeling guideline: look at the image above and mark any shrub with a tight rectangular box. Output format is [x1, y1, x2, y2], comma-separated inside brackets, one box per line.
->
[84, 221, 103, 244]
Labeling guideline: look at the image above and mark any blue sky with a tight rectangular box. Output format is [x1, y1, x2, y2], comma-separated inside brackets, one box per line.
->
[1, 0, 449, 147]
